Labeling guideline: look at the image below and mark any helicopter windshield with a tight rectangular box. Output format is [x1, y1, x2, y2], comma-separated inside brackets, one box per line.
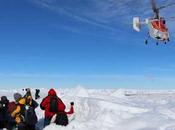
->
[151, 19, 167, 32]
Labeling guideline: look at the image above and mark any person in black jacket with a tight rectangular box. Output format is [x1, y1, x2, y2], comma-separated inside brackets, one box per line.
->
[35, 89, 40, 100]
[0, 96, 9, 129]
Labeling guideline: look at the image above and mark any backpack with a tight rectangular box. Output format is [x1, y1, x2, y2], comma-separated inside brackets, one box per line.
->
[25, 107, 38, 125]
[8, 101, 16, 114]
[49, 96, 58, 113]
[55, 112, 68, 126]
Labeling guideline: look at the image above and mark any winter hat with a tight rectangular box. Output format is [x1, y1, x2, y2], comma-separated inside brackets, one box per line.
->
[1, 96, 7, 101]
[14, 93, 22, 102]
[1, 96, 8, 103]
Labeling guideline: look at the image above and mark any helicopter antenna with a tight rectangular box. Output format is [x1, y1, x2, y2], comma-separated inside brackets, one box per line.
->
[151, 0, 159, 19]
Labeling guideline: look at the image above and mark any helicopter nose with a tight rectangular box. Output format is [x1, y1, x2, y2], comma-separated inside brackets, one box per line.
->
[162, 33, 168, 40]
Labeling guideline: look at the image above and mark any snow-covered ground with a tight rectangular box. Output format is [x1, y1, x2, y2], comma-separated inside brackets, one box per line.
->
[1, 86, 175, 130]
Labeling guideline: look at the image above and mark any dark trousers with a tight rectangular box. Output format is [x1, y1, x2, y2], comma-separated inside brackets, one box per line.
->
[7, 121, 16, 130]
[18, 123, 36, 130]
[44, 117, 52, 128]
[0, 115, 16, 130]
[0, 120, 7, 128]
[18, 123, 25, 130]
[25, 124, 36, 130]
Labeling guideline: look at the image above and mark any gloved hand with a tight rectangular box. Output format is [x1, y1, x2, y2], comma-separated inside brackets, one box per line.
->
[70, 102, 74, 106]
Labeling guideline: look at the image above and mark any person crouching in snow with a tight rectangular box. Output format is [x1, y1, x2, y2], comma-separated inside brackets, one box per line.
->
[40, 88, 74, 127]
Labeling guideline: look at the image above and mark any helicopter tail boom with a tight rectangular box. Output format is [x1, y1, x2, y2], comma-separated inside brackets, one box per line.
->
[133, 17, 148, 32]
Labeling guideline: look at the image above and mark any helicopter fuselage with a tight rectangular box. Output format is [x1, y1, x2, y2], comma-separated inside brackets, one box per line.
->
[147, 18, 169, 41]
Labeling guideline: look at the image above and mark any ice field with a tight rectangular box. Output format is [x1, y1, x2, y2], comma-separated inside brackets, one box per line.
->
[1, 87, 175, 130]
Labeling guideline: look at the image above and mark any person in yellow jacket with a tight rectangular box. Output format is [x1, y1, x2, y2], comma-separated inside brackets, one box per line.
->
[11, 90, 38, 130]
[11, 93, 26, 125]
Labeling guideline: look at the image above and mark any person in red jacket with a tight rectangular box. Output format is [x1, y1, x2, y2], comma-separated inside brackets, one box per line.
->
[40, 88, 74, 127]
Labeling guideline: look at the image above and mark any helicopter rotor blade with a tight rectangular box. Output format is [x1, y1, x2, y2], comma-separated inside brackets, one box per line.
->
[158, 2, 175, 10]
[151, 0, 157, 12]
[151, 0, 159, 18]
[166, 16, 175, 21]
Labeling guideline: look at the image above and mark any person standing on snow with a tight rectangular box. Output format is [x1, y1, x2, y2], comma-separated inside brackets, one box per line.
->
[11, 93, 27, 130]
[0, 96, 17, 130]
[0, 96, 9, 129]
[23, 88, 38, 130]
[11, 91, 38, 130]
[40, 88, 74, 127]
[35, 89, 40, 100]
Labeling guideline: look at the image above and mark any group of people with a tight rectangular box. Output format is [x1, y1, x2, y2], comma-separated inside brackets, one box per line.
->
[0, 88, 74, 130]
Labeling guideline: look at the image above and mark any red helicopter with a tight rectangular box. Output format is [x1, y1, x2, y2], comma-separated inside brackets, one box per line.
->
[133, 0, 175, 45]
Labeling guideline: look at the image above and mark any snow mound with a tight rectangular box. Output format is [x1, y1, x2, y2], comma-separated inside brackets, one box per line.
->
[110, 89, 126, 98]
[69, 86, 89, 97]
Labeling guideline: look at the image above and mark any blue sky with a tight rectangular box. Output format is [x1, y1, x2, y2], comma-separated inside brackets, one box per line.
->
[0, 0, 175, 89]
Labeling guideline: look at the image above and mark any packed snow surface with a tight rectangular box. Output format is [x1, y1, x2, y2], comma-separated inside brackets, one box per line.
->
[1, 87, 175, 130]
